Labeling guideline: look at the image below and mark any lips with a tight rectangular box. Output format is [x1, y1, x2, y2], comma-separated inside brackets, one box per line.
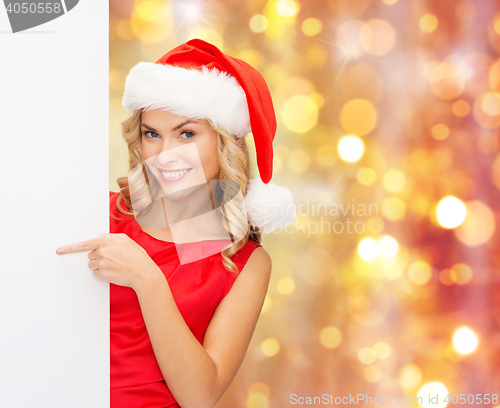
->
[158, 167, 193, 182]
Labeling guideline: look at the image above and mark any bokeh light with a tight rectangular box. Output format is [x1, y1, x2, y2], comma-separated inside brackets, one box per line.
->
[261, 338, 280, 357]
[454, 201, 496, 246]
[378, 235, 399, 258]
[452, 326, 479, 355]
[435, 196, 467, 229]
[301, 18, 322, 36]
[250, 14, 268, 33]
[420, 13, 439, 33]
[358, 347, 377, 364]
[358, 237, 378, 261]
[281, 95, 318, 133]
[408, 261, 432, 285]
[359, 19, 396, 56]
[399, 364, 423, 391]
[417, 382, 449, 408]
[339, 99, 378, 135]
[109, 1, 500, 404]
[319, 326, 342, 349]
[337, 135, 365, 163]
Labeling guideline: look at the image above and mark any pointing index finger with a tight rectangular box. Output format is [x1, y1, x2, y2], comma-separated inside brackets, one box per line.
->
[56, 236, 103, 255]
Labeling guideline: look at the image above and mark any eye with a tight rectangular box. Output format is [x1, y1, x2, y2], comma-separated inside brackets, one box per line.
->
[180, 130, 195, 140]
[144, 130, 160, 138]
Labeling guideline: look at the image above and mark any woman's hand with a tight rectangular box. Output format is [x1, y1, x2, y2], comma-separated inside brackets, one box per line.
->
[56, 233, 163, 290]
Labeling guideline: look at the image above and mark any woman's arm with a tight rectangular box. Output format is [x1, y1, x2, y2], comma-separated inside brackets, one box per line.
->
[134, 246, 272, 408]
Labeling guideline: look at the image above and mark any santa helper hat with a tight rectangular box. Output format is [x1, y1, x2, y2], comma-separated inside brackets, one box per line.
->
[122, 38, 296, 234]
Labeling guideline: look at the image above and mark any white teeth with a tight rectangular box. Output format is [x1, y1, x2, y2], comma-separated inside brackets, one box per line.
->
[162, 169, 188, 179]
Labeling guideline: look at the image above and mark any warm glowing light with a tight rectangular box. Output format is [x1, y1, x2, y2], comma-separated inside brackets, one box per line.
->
[359, 19, 396, 56]
[455, 59, 474, 80]
[455, 201, 496, 246]
[358, 347, 377, 365]
[287, 149, 311, 173]
[381, 196, 406, 221]
[420, 14, 439, 33]
[452, 100, 470, 117]
[482, 92, 500, 116]
[277, 277, 295, 294]
[378, 235, 399, 259]
[281, 95, 319, 133]
[367, 217, 384, 233]
[248, 381, 270, 397]
[373, 342, 391, 359]
[316, 145, 337, 166]
[181, 3, 199, 20]
[382, 169, 406, 192]
[116, 19, 134, 41]
[272, 155, 283, 173]
[319, 326, 342, 349]
[250, 14, 268, 33]
[439, 269, 458, 285]
[436, 196, 467, 229]
[399, 364, 423, 391]
[336, 20, 364, 57]
[275, 0, 300, 17]
[453, 326, 478, 355]
[131, 2, 172, 43]
[358, 238, 379, 261]
[408, 261, 432, 285]
[337, 135, 365, 163]
[429, 61, 466, 100]
[452, 263, 473, 285]
[474, 92, 500, 129]
[357, 167, 377, 186]
[384, 263, 402, 280]
[364, 366, 381, 382]
[247, 391, 269, 408]
[136, 0, 167, 22]
[432, 123, 450, 140]
[340, 99, 378, 135]
[301, 18, 322, 36]
[309, 92, 324, 109]
[341, 43, 363, 57]
[383, 0, 399, 4]
[187, 27, 224, 49]
[495, 17, 500, 35]
[261, 338, 280, 356]
[417, 382, 449, 408]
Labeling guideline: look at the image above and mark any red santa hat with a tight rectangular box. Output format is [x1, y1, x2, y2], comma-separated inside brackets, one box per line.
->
[122, 38, 296, 233]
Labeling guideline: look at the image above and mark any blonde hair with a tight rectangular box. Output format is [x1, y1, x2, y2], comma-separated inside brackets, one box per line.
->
[111, 109, 262, 275]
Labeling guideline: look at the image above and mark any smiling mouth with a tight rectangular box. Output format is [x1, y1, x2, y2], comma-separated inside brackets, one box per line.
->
[158, 168, 193, 182]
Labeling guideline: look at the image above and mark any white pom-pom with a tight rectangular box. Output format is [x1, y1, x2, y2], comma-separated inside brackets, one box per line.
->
[243, 177, 296, 234]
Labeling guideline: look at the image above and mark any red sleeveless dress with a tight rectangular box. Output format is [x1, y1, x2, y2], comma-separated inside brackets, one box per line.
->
[109, 191, 262, 408]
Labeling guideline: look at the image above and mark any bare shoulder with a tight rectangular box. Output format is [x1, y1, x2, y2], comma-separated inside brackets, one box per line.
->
[236, 245, 272, 285]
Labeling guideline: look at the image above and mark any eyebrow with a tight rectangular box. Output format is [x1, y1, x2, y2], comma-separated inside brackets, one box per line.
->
[141, 120, 199, 132]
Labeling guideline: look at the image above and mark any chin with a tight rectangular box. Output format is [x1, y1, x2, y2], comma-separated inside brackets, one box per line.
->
[161, 187, 193, 201]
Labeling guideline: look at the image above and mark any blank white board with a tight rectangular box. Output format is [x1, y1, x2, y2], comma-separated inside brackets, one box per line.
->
[0, 2, 109, 407]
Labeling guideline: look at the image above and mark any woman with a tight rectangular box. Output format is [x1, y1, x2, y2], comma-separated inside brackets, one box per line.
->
[56, 39, 295, 408]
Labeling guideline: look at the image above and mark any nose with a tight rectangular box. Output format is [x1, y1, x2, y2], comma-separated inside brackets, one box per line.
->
[157, 137, 181, 166]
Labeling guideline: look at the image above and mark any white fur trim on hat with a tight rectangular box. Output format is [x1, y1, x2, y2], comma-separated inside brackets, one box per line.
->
[243, 177, 296, 234]
[122, 62, 252, 138]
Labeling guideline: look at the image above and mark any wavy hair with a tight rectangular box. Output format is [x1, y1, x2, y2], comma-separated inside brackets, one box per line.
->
[111, 108, 261, 275]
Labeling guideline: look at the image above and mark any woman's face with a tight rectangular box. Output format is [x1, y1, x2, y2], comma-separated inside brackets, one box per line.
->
[140, 108, 219, 199]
